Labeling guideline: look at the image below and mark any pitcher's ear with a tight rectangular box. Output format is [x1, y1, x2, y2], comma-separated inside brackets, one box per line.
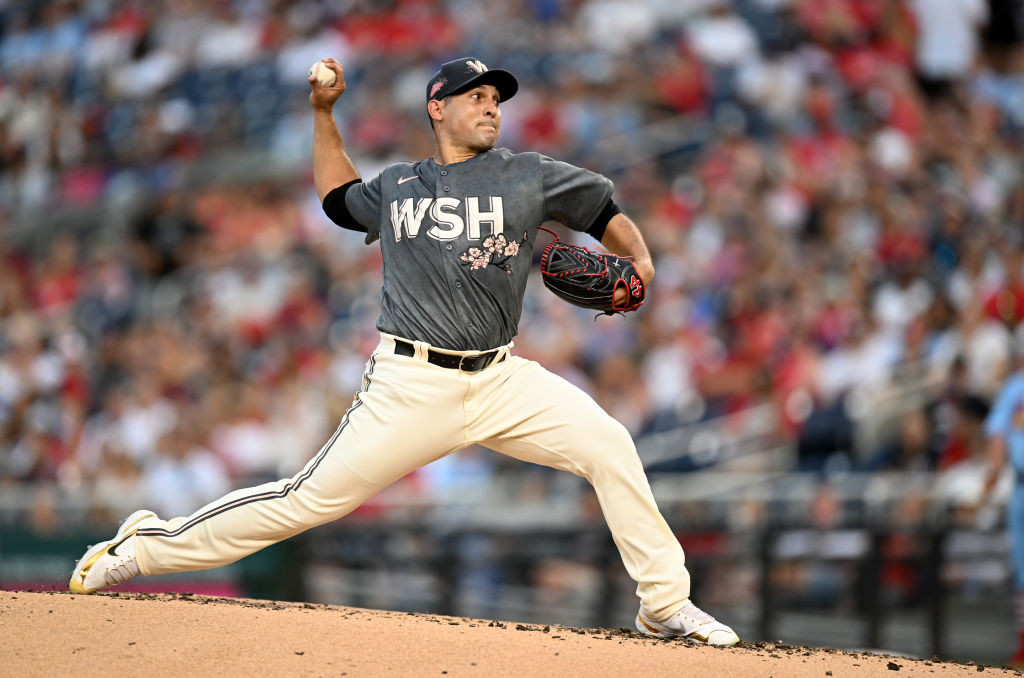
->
[427, 98, 445, 123]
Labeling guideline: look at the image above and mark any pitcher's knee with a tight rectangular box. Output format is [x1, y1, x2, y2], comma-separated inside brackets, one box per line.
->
[577, 419, 642, 473]
[601, 418, 638, 453]
[287, 478, 377, 527]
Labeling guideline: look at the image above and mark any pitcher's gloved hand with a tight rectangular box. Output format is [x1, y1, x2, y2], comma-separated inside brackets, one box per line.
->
[539, 227, 645, 315]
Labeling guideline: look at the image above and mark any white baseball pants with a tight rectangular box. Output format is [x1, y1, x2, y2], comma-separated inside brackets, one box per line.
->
[134, 333, 691, 621]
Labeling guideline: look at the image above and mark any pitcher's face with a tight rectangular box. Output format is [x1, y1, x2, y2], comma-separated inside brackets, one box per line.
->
[437, 84, 502, 152]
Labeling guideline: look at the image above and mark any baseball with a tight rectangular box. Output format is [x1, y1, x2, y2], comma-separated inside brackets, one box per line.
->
[308, 61, 336, 88]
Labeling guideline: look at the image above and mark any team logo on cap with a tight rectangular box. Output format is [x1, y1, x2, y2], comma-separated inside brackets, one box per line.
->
[467, 59, 487, 74]
[430, 78, 446, 98]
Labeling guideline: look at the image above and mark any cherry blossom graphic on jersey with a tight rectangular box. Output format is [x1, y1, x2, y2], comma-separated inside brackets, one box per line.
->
[458, 232, 527, 274]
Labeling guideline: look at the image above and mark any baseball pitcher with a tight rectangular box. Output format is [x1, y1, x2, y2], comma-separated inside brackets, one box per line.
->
[70, 57, 738, 646]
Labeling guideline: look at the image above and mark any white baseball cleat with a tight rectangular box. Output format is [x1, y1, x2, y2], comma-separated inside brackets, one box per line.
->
[69, 509, 157, 594]
[635, 600, 740, 646]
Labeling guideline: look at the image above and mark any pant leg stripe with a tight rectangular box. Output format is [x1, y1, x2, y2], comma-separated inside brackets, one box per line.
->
[137, 354, 378, 539]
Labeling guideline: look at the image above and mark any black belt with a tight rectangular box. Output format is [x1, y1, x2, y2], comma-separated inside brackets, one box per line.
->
[393, 338, 505, 372]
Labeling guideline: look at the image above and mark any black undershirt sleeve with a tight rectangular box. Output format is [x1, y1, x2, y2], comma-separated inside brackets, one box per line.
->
[321, 179, 368, 233]
[585, 198, 622, 241]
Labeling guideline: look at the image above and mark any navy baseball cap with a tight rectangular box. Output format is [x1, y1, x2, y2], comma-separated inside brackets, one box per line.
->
[426, 57, 518, 103]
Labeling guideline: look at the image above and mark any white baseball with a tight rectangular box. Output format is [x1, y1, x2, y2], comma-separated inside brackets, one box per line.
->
[308, 61, 336, 88]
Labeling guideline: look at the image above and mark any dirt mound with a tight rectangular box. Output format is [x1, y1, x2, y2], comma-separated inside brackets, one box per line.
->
[1, 591, 1017, 677]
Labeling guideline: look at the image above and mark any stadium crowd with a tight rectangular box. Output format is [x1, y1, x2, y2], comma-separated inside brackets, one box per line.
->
[1, 0, 1024, 524]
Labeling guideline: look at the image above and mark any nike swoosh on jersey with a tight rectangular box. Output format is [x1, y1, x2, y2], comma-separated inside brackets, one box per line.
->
[397, 176, 417, 184]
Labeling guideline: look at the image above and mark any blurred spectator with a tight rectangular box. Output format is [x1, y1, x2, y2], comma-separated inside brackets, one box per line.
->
[208, 382, 277, 480]
[772, 484, 866, 608]
[863, 408, 938, 472]
[685, 2, 760, 70]
[936, 393, 991, 470]
[91, 444, 149, 520]
[985, 245, 1024, 329]
[872, 259, 934, 341]
[144, 424, 229, 518]
[909, 0, 988, 101]
[929, 302, 1012, 399]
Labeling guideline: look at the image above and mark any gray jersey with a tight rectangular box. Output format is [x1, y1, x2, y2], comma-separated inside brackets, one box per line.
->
[344, 147, 613, 350]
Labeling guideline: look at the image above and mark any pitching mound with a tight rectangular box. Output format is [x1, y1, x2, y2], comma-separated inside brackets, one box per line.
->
[1, 591, 1017, 676]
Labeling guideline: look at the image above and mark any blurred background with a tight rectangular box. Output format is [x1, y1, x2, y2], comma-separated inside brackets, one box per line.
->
[2, 0, 1024, 665]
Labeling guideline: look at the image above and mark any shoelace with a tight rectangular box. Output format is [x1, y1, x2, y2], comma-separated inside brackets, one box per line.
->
[104, 560, 139, 587]
[680, 603, 716, 626]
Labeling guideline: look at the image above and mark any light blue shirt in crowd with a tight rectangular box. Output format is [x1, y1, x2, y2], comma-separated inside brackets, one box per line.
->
[986, 373, 1024, 474]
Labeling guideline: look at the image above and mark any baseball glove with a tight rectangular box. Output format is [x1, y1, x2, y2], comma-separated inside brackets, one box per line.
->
[538, 227, 645, 315]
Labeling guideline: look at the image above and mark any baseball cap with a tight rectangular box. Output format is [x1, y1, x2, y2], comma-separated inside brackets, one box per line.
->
[426, 57, 518, 103]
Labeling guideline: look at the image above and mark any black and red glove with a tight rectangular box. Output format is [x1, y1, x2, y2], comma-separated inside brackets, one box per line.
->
[538, 227, 645, 315]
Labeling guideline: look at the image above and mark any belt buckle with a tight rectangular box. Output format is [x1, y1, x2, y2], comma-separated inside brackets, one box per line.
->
[459, 353, 477, 372]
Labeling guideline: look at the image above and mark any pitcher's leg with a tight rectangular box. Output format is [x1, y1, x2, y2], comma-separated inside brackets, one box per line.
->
[136, 425, 383, 575]
[135, 351, 467, 575]
[473, 357, 689, 621]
